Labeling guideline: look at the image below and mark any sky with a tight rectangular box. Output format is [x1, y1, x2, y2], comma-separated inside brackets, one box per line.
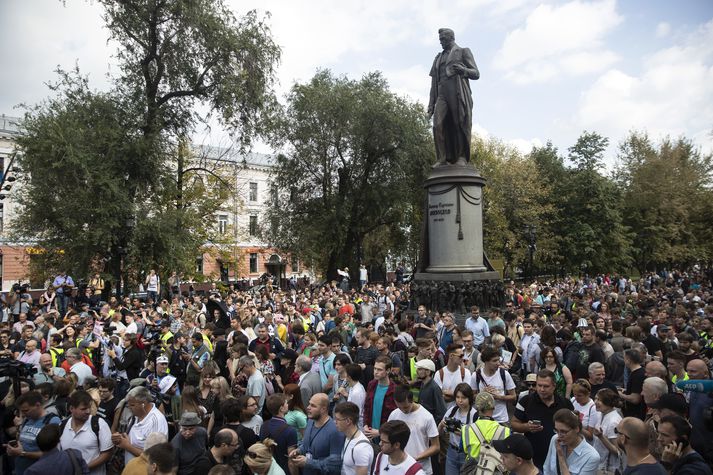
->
[1, 0, 712, 167]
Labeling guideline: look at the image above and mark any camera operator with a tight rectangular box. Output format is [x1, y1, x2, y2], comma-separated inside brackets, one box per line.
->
[166, 332, 189, 390]
[108, 333, 144, 381]
[8, 285, 32, 321]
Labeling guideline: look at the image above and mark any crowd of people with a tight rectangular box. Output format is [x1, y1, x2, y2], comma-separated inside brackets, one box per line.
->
[0, 268, 712, 475]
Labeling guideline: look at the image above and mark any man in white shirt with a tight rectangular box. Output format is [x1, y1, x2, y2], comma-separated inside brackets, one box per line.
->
[65, 348, 94, 387]
[464, 306, 490, 347]
[470, 346, 517, 424]
[434, 343, 472, 408]
[334, 402, 373, 475]
[240, 355, 266, 414]
[374, 420, 427, 475]
[519, 319, 540, 374]
[59, 390, 113, 475]
[388, 385, 440, 475]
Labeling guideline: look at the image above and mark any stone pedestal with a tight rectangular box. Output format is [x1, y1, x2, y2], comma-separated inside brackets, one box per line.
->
[413, 164, 502, 313]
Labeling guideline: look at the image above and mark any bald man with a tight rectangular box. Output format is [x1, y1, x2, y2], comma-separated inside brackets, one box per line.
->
[288, 394, 344, 475]
[685, 359, 713, 466]
[616, 417, 666, 473]
[644, 361, 667, 380]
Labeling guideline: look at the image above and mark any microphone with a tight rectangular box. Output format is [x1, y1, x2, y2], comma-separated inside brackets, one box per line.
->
[675, 379, 713, 393]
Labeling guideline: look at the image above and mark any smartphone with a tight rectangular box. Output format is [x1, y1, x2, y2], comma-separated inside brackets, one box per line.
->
[530, 420, 542, 426]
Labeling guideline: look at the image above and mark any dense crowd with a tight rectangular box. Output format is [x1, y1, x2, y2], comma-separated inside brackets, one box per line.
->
[1, 268, 712, 475]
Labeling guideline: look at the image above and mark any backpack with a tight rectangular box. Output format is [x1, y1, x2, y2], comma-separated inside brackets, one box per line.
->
[460, 424, 507, 475]
[373, 451, 422, 475]
[350, 439, 380, 473]
[439, 366, 466, 383]
[60, 415, 101, 448]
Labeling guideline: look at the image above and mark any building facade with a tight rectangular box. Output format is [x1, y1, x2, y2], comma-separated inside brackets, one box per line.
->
[0, 113, 312, 291]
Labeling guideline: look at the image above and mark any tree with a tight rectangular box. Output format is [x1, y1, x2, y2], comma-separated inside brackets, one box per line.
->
[557, 131, 632, 273]
[13, 0, 280, 287]
[473, 137, 558, 278]
[262, 70, 433, 280]
[617, 132, 713, 271]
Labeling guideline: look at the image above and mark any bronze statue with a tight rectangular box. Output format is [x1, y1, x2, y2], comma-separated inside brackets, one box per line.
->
[427, 28, 479, 166]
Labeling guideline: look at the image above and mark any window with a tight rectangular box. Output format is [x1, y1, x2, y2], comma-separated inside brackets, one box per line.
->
[249, 182, 258, 202]
[249, 253, 258, 273]
[249, 215, 258, 236]
[291, 255, 299, 273]
[218, 214, 228, 234]
[195, 256, 203, 274]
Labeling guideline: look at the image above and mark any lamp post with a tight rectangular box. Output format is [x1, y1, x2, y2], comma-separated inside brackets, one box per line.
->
[525, 225, 537, 282]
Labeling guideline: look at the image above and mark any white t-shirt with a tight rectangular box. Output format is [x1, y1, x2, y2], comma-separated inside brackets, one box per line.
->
[341, 432, 374, 475]
[469, 369, 516, 423]
[571, 398, 600, 431]
[60, 416, 114, 475]
[373, 452, 426, 475]
[593, 410, 622, 470]
[70, 361, 94, 386]
[243, 415, 263, 436]
[434, 366, 473, 409]
[126, 405, 169, 463]
[247, 371, 266, 413]
[388, 405, 439, 475]
[347, 382, 367, 429]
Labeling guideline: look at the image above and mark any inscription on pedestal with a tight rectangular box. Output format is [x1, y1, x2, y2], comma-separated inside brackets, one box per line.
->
[429, 201, 453, 222]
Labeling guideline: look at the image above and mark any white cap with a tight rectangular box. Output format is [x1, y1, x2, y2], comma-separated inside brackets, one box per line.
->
[415, 359, 436, 373]
[158, 375, 177, 394]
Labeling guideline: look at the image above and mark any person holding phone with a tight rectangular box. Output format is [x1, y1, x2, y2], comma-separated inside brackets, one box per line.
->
[511, 370, 574, 469]
[657, 415, 712, 475]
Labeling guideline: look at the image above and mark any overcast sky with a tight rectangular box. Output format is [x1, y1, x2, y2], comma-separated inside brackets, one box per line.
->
[1, 0, 712, 166]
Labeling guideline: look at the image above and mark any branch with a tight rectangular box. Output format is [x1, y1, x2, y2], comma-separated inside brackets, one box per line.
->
[181, 167, 231, 189]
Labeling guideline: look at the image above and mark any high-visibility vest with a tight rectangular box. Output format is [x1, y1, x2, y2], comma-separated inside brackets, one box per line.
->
[461, 419, 510, 459]
[49, 347, 64, 367]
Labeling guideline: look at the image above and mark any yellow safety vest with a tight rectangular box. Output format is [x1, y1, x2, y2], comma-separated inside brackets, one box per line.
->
[49, 347, 64, 367]
[462, 419, 510, 459]
[161, 331, 174, 344]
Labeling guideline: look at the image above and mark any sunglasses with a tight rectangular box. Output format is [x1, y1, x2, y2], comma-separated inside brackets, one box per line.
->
[247, 451, 258, 458]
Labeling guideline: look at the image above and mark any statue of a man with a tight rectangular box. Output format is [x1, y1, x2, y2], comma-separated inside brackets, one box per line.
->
[427, 28, 479, 166]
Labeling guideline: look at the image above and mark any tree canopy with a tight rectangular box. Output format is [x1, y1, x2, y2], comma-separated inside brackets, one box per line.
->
[13, 0, 280, 286]
[262, 70, 433, 281]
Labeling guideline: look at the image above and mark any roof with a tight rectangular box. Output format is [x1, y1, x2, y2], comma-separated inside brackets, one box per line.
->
[195, 144, 276, 168]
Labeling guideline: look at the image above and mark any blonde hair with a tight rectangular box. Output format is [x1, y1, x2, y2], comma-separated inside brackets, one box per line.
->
[245, 439, 277, 474]
[490, 333, 505, 347]
[210, 376, 232, 400]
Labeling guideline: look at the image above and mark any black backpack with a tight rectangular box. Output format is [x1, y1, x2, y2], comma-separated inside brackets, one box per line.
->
[60, 415, 101, 448]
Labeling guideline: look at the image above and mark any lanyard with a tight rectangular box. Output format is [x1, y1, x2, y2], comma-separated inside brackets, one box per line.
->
[307, 421, 327, 450]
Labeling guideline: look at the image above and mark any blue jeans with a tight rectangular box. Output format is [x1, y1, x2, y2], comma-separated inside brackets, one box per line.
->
[445, 445, 466, 475]
[57, 293, 69, 315]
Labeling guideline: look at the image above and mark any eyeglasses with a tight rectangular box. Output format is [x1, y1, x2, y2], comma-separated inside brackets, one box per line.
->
[554, 428, 573, 436]
[526, 383, 536, 387]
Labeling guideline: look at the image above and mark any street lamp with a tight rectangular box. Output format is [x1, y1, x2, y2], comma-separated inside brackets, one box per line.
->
[524, 225, 537, 281]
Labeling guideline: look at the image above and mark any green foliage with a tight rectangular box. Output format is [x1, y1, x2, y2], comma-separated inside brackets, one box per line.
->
[262, 70, 433, 279]
[13, 0, 280, 283]
[14, 71, 139, 275]
[617, 132, 713, 271]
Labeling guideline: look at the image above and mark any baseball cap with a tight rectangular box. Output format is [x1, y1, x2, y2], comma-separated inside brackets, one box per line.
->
[156, 355, 169, 364]
[648, 393, 688, 415]
[657, 324, 670, 332]
[493, 434, 534, 460]
[525, 373, 537, 383]
[414, 359, 436, 373]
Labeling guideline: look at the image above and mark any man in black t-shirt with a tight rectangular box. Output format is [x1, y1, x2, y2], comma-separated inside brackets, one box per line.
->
[510, 369, 574, 469]
[620, 349, 646, 420]
[97, 378, 119, 426]
[574, 327, 605, 380]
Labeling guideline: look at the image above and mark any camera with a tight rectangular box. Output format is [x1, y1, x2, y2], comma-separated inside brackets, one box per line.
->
[443, 417, 462, 432]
